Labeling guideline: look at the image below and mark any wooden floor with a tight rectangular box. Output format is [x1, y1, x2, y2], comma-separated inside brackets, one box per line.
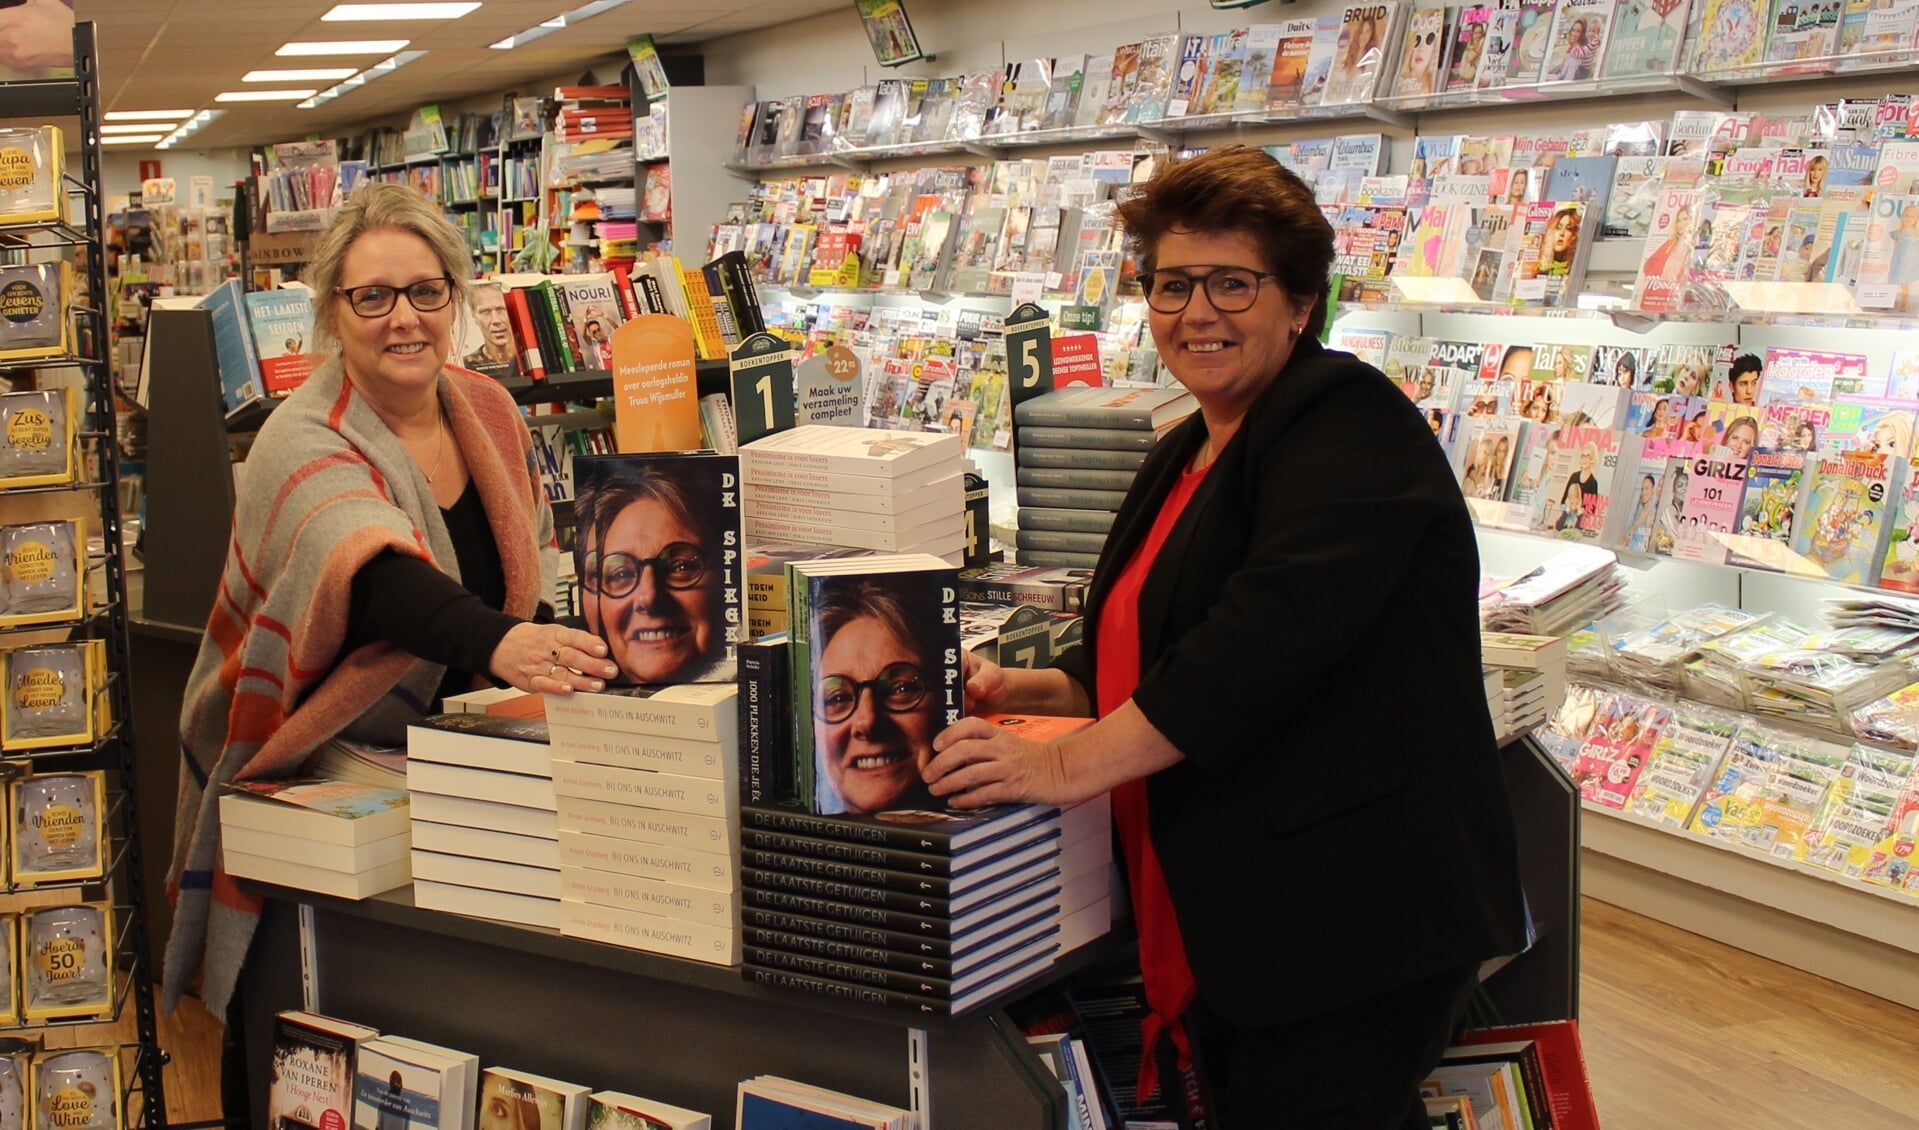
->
[146, 897, 1919, 1127]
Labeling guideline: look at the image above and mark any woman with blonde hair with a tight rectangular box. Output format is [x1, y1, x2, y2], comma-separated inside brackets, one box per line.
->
[166, 184, 613, 1119]
[1869, 412, 1915, 458]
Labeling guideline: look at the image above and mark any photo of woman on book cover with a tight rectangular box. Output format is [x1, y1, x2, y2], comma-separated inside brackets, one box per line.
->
[478, 1073, 547, 1130]
[574, 454, 740, 685]
[811, 573, 952, 815]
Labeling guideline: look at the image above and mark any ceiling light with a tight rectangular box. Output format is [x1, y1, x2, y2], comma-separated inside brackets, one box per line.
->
[277, 39, 409, 55]
[244, 68, 359, 82]
[490, 0, 629, 49]
[104, 110, 195, 121]
[321, 3, 481, 20]
[297, 50, 427, 109]
[216, 89, 318, 102]
[155, 109, 225, 151]
[101, 123, 182, 134]
[103, 136, 166, 146]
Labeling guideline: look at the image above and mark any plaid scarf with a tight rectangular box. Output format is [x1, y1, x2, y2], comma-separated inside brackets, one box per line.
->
[162, 359, 554, 1018]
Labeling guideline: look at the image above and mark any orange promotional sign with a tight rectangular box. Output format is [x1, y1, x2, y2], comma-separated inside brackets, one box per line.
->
[610, 314, 701, 453]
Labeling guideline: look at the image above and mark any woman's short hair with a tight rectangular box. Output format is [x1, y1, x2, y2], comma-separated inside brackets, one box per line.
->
[1115, 145, 1336, 340]
[573, 460, 716, 582]
[813, 576, 944, 673]
[305, 182, 474, 355]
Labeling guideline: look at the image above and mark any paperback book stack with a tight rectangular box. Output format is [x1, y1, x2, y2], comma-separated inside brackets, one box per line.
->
[1482, 632, 1570, 742]
[1480, 546, 1627, 637]
[218, 779, 411, 900]
[740, 425, 967, 561]
[1012, 386, 1195, 568]
[739, 795, 1113, 1018]
[405, 714, 562, 929]
[542, 683, 744, 966]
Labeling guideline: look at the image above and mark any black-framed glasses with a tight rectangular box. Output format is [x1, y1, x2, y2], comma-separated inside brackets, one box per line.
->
[818, 662, 929, 725]
[1138, 266, 1283, 314]
[581, 542, 707, 597]
[336, 276, 455, 318]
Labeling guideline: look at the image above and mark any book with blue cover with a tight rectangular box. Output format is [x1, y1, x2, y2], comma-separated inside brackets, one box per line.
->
[202, 278, 264, 418]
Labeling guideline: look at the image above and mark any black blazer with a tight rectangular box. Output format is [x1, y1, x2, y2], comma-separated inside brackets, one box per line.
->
[1054, 337, 1529, 1028]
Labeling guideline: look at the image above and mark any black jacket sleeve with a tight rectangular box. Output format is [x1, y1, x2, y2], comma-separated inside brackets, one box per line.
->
[347, 550, 523, 677]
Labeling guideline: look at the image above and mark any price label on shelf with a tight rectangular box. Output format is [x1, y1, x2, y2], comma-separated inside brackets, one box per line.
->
[1856, 284, 1899, 310]
[1004, 302, 1054, 411]
[729, 332, 798, 445]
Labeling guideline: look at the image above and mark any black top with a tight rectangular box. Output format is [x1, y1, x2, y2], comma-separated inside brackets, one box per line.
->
[342, 480, 533, 707]
[1053, 336, 1529, 1028]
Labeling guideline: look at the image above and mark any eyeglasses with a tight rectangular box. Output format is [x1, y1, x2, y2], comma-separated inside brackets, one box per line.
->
[818, 662, 929, 725]
[1138, 266, 1283, 314]
[581, 542, 707, 597]
[336, 276, 455, 319]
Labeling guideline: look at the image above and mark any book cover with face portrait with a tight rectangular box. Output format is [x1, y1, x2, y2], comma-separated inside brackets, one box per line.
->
[573, 453, 742, 687]
[789, 556, 961, 816]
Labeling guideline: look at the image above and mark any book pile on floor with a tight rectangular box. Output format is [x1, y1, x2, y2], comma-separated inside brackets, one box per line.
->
[218, 779, 411, 900]
[269, 1009, 712, 1130]
[738, 789, 1112, 1018]
[544, 683, 743, 965]
[740, 425, 968, 559]
[404, 714, 562, 929]
[1011, 386, 1194, 567]
[1483, 632, 1569, 743]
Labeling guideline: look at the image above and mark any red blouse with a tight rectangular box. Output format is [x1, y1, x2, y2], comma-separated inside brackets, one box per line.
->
[1095, 458, 1210, 1103]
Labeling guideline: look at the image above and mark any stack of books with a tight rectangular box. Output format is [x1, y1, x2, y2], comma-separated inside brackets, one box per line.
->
[543, 684, 743, 965]
[1480, 546, 1626, 638]
[218, 780, 411, 900]
[1482, 632, 1570, 743]
[404, 714, 561, 929]
[740, 425, 967, 561]
[1011, 387, 1195, 567]
[739, 794, 1112, 1018]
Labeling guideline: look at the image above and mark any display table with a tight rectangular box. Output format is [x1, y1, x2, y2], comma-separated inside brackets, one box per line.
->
[239, 884, 1131, 1130]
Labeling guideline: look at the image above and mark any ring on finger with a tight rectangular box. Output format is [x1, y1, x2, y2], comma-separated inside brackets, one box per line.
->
[547, 663, 559, 677]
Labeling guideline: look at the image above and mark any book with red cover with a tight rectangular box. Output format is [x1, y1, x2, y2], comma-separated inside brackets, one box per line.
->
[1454, 1020, 1600, 1130]
[554, 85, 631, 102]
[500, 287, 546, 379]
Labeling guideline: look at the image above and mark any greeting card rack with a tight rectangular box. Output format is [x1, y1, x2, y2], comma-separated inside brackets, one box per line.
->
[0, 21, 168, 1129]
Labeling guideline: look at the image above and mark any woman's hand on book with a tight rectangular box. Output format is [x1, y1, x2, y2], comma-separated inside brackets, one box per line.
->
[490, 622, 617, 695]
[923, 716, 1075, 809]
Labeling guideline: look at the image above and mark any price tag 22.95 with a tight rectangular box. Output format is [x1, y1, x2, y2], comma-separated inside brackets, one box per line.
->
[1004, 302, 1054, 410]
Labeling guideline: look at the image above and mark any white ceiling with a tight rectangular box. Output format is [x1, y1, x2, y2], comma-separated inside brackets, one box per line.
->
[79, 0, 846, 149]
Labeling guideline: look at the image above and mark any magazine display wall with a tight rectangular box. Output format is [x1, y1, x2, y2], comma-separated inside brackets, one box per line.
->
[0, 20, 169, 1127]
[696, 0, 1919, 1011]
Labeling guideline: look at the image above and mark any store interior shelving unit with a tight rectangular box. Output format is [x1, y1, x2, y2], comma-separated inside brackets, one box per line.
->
[698, 10, 1919, 1016]
[229, 729, 1576, 1130]
[0, 19, 167, 1126]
